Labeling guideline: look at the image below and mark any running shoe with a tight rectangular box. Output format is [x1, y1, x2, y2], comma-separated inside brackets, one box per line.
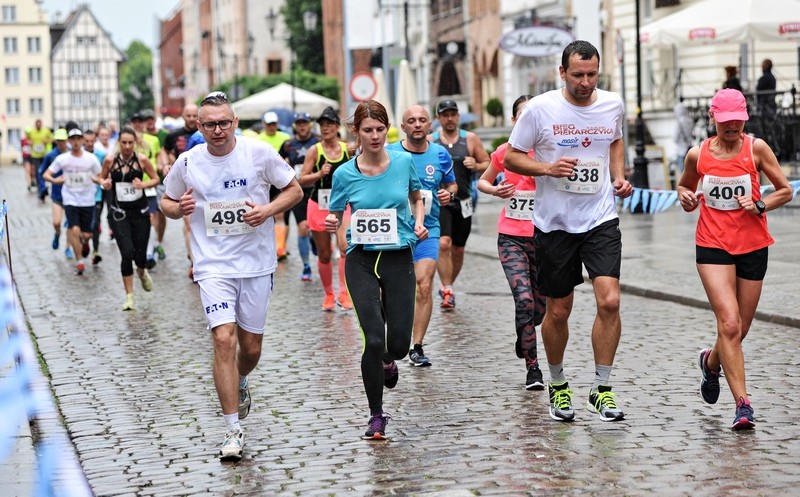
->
[81, 241, 90, 258]
[440, 288, 455, 310]
[408, 345, 431, 367]
[155, 245, 166, 260]
[338, 291, 353, 311]
[384, 361, 399, 389]
[219, 429, 244, 461]
[76, 262, 85, 275]
[586, 385, 625, 421]
[698, 348, 721, 404]
[732, 397, 755, 431]
[548, 382, 575, 422]
[140, 270, 154, 292]
[92, 252, 102, 265]
[64, 247, 74, 259]
[51, 233, 59, 250]
[122, 293, 134, 311]
[362, 413, 390, 440]
[277, 247, 288, 261]
[145, 257, 157, 270]
[322, 293, 336, 312]
[239, 382, 251, 420]
[301, 264, 312, 281]
[525, 366, 544, 391]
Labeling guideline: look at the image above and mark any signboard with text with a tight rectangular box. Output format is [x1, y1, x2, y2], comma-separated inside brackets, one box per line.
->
[499, 26, 575, 58]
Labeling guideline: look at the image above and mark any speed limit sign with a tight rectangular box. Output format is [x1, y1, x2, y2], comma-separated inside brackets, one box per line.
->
[349, 72, 377, 101]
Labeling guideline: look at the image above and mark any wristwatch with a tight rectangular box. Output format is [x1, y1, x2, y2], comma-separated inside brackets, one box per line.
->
[755, 200, 766, 216]
[449, 191, 456, 203]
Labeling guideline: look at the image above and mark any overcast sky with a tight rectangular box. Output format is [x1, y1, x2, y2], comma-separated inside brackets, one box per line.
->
[39, 0, 180, 50]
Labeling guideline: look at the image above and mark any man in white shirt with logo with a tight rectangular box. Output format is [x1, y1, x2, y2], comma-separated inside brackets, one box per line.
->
[505, 40, 633, 424]
[161, 92, 303, 461]
[43, 128, 103, 275]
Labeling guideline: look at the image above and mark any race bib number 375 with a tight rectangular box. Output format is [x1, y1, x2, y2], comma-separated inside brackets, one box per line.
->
[203, 199, 254, 236]
[351, 209, 398, 245]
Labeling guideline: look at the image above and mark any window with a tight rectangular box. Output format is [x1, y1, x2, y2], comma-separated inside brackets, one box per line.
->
[69, 61, 99, 76]
[76, 36, 97, 45]
[8, 129, 21, 152]
[70, 92, 100, 107]
[3, 36, 17, 54]
[30, 98, 44, 114]
[2, 5, 16, 22]
[6, 98, 20, 115]
[28, 67, 42, 84]
[4, 67, 19, 84]
[27, 36, 41, 53]
[266, 59, 282, 75]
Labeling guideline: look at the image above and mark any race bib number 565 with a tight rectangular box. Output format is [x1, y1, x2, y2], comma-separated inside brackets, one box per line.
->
[351, 209, 398, 245]
[203, 199, 254, 236]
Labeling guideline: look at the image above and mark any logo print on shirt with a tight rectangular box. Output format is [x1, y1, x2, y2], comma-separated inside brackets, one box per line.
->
[582, 138, 592, 148]
[557, 138, 579, 148]
[224, 178, 247, 189]
[425, 164, 435, 176]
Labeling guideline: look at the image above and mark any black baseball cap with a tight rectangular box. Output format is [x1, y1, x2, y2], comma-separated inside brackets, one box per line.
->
[437, 100, 459, 114]
[317, 107, 340, 125]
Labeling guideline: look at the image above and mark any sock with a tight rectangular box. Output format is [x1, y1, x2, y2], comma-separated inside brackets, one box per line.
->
[548, 362, 566, 384]
[275, 225, 288, 254]
[337, 256, 346, 293]
[146, 228, 155, 258]
[223, 413, 241, 432]
[318, 260, 334, 295]
[239, 376, 248, 389]
[593, 364, 613, 391]
[298, 235, 310, 265]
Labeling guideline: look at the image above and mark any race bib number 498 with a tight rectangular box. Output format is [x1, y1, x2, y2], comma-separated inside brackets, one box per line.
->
[351, 209, 398, 245]
[203, 199, 254, 236]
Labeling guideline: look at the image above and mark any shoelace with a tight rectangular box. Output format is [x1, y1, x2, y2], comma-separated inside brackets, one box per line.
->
[552, 388, 573, 409]
[594, 391, 618, 410]
[368, 414, 391, 432]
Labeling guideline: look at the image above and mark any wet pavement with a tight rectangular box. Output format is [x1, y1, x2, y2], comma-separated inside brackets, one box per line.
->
[2, 163, 800, 496]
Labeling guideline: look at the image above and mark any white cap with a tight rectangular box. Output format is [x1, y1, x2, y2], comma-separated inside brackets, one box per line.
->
[68, 128, 83, 138]
[262, 111, 279, 124]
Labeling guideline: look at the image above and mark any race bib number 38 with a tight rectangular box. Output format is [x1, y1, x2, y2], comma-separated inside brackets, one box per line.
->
[203, 199, 254, 236]
[351, 209, 398, 245]
[556, 157, 604, 194]
[702, 174, 751, 211]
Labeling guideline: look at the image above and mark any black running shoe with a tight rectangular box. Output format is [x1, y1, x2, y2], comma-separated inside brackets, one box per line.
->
[408, 346, 431, 367]
[525, 366, 544, 390]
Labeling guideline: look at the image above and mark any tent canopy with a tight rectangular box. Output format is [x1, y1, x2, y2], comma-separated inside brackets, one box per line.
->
[641, 0, 800, 47]
[231, 83, 339, 120]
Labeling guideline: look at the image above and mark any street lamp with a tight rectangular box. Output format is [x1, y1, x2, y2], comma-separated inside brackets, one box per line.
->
[632, 0, 649, 209]
[266, 8, 318, 113]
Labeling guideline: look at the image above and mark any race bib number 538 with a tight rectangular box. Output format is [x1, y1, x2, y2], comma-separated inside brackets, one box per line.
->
[351, 209, 398, 245]
[203, 199, 254, 236]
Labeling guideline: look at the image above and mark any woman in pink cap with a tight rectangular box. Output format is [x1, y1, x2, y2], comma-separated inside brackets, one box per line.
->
[677, 88, 792, 430]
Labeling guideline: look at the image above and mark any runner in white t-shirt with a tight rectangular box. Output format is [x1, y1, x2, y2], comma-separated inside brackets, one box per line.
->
[43, 128, 102, 275]
[505, 40, 633, 425]
[161, 92, 303, 461]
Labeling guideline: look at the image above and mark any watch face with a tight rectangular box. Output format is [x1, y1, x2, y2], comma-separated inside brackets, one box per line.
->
[756, 200, 766, 212]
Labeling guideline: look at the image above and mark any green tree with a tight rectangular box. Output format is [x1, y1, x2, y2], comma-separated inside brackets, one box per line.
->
[485, 97, 503, 127]
[119, 41, 154, 120]
[280, 0, 323, 71]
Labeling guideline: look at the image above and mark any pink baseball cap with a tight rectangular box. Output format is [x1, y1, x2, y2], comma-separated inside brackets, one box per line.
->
[710, 89, 748, 122]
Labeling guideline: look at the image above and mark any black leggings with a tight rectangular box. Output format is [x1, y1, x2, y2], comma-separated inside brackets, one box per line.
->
[346, 246, 415, 414]
[108, 208, 151, 277]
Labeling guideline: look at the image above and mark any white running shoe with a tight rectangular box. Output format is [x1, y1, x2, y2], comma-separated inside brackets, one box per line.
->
[219, 429, 244, 461]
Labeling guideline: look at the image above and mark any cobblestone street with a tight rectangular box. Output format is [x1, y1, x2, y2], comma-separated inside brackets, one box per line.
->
[2, 165, 800, 496]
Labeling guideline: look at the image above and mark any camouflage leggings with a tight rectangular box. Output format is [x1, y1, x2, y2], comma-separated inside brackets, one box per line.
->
[497, 234, 546, 369]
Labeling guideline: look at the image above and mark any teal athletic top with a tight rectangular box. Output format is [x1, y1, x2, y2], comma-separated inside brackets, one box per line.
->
[329, 149, 423, 254]
[386, 141, 454, 238]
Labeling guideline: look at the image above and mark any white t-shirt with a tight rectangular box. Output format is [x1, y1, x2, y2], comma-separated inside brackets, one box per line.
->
[508, 88, 624, 234]
[164, 137, 296, 281]
[48, 151, 102, 207]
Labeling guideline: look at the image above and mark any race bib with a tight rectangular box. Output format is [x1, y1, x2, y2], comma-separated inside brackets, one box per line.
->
[32, 144, 45, 154]
[505, 190, 535, 220]
[293, 164, 303, 180]
[115, 182, 143, 202]
[702, 174, 751, 211]
[410, 190, 433, 216]
[556, 157, 604, 194]
[144, 187, 157, 198]
[351, 209, 398, 245]
[66, 171, 90, 187]
[317, 188, 331, 211]
[203, 199, 254, 236]
[460, 197, 473, 218]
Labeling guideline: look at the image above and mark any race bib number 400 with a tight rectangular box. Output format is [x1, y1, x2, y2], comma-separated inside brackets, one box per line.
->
[505, 190, 535, 220]
[556, 157, 604, 194]
[203, 199, 254, 236]
[702, 174, 751, 211]
[351, 209, 398, 245]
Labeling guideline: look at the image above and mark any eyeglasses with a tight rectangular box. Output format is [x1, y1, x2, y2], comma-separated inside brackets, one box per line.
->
[201, 91, 228, 105]
[200, 120, 234, 131]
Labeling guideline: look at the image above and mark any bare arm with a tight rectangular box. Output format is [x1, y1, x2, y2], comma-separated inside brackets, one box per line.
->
[465, 133, 490, 173]
[139, 154, 161, 189]
[504, 146, 574, 177]
[298, 146, 325, 187]
[478, 163, 516, 199]
[749, 138, 792, 214]
[677, 146, 702, 212]
[408, 189, 429, 241]
[609, 139, 632, 198]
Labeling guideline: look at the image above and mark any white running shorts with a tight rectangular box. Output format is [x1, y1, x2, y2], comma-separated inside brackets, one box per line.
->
[197, 274, 274, 334]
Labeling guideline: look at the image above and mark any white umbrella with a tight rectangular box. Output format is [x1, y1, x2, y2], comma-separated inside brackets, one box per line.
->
[371, 67, 396, 130]
[394, 60, 418, 139]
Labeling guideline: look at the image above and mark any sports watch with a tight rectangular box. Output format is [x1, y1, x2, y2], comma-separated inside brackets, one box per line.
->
[755, 200, 766, 216]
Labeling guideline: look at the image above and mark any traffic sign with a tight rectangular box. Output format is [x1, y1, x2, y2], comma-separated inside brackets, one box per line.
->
[349, 72, 377, 101]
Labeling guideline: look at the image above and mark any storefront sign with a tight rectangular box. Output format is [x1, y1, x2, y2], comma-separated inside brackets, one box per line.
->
[499, 26, 574, 58]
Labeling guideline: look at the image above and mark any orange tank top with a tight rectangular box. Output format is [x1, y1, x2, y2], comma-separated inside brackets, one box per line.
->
[695, 134, 773, 254]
